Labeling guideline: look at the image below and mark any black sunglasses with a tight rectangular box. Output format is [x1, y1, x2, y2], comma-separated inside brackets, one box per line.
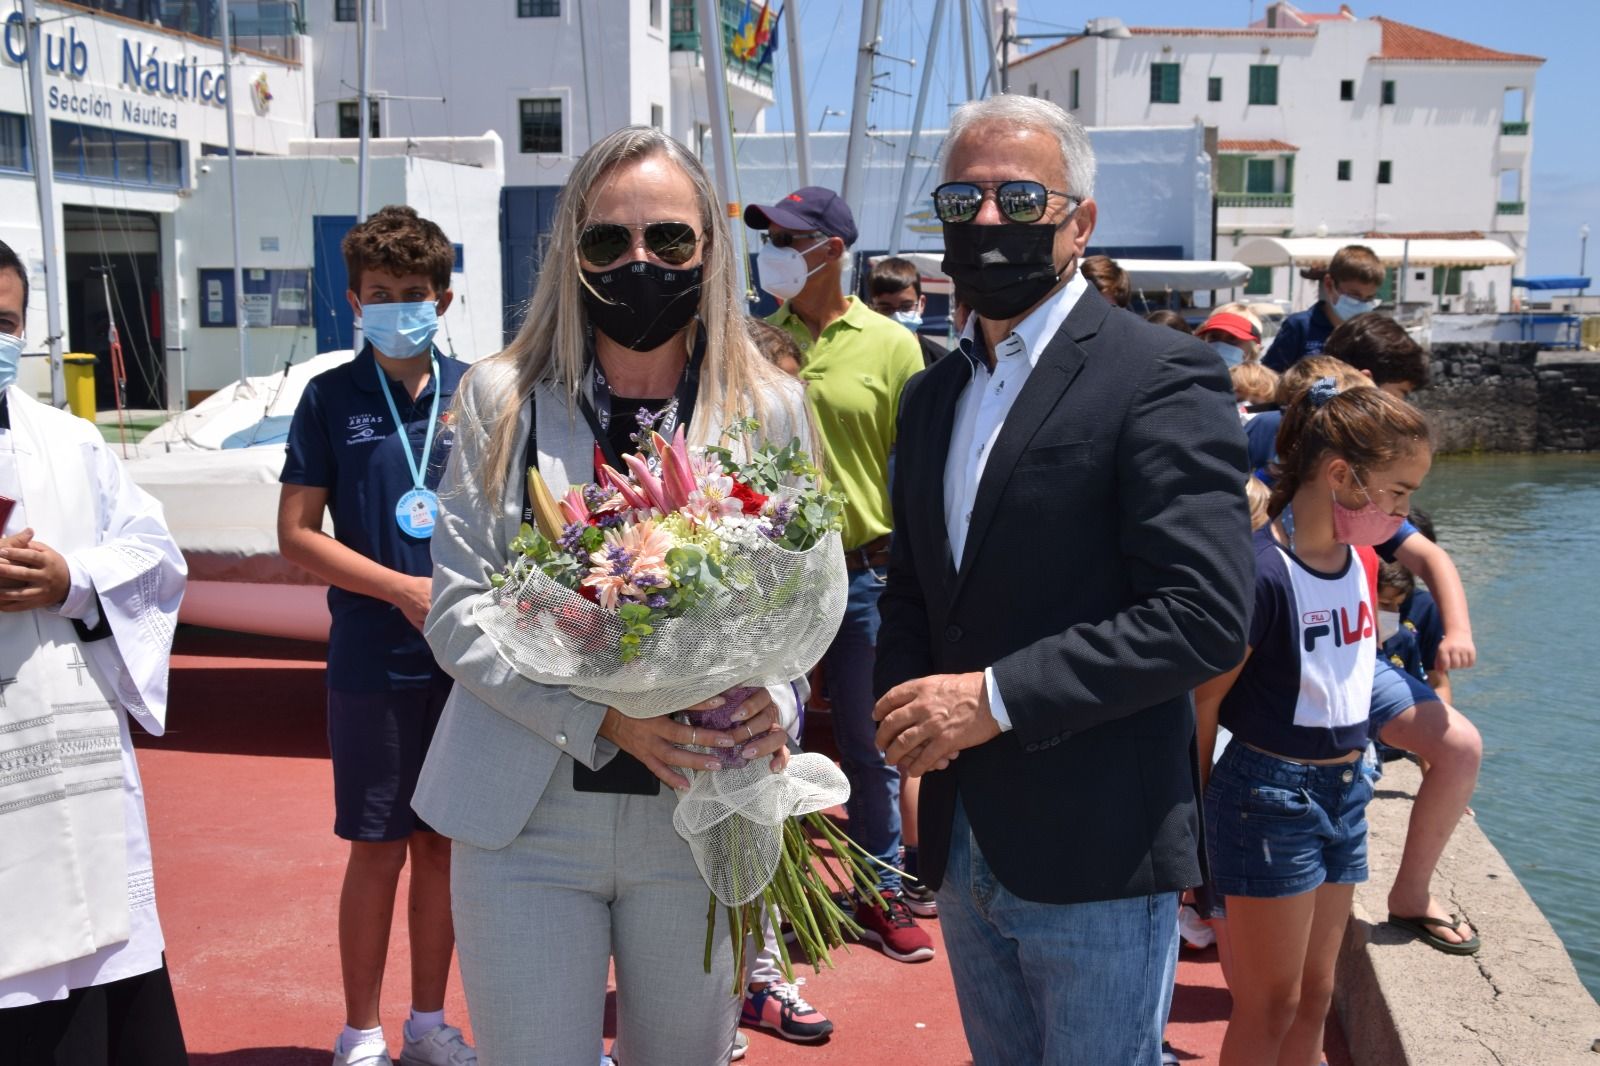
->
[932, 180, 1078, 224]
[579, 220, 701, 267]
[760, 230, 826, 249]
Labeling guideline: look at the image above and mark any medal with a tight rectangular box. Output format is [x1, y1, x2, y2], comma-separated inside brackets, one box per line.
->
[376, 355, 443, 539]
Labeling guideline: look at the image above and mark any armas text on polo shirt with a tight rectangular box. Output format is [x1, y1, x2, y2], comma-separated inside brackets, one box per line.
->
[346, 413, 385, 446]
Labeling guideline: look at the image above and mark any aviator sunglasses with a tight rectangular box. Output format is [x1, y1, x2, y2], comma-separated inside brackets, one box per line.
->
[579, 220, 701, 268]
[932, 180, 1079, 224]
[759, 230, 826, 249]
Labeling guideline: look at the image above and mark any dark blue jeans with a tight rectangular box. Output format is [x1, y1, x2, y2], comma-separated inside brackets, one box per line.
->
[822, 565, 902, 893]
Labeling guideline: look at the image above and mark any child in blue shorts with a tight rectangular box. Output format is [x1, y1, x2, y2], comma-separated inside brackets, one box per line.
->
[1195, 380, 1433, 1064]
[278, 206, 476, 1066]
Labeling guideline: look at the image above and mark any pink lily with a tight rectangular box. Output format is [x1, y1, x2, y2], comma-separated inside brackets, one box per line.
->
[559, 487, 591, 526]
[599, 464, 651, 511]
[653, 427, 696, 511]
[623, 452, 672, 514]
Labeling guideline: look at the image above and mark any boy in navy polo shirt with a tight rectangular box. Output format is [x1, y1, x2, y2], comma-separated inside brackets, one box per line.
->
[1263, 244, 1385, 372]
[277, 206, 474, 1066]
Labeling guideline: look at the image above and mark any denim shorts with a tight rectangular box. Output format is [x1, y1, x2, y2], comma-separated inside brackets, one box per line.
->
[1203, 742, 1373, 899]
[1369, 656, 1436, 741]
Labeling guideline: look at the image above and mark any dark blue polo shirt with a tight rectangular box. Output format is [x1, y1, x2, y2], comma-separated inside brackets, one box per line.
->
[281, 345, 467, 692]
[1263, 301, 1335, 373]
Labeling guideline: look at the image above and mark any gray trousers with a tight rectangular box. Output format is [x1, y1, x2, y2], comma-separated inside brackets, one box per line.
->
[451, 757, 740, 1065]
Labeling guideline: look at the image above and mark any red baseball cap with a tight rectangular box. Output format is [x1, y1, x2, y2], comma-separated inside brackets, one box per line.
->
[1197, 311, 1261, 342]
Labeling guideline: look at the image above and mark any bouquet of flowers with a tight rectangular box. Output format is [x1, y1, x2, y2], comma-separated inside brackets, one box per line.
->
[475, 413, 884, 985]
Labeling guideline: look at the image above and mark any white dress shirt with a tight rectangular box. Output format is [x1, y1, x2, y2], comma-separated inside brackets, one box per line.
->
[943, 271, 1090, 731]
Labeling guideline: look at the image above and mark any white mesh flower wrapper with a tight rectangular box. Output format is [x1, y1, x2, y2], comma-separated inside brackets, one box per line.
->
[473, 530, 848, 718]
[673, 754, 850, 906]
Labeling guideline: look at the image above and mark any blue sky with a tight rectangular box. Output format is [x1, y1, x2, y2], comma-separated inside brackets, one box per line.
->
[762, 0, 1596, 276]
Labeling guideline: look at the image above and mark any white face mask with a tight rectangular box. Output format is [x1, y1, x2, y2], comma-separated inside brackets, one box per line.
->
[757, 241, 827, 302]
[1377, 609, 1402, 644]
[892, 309, 923, 332]
[0, 331, 22, 391]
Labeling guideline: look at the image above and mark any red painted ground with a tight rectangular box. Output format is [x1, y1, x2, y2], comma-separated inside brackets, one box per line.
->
[136, 629, 1351, 1065]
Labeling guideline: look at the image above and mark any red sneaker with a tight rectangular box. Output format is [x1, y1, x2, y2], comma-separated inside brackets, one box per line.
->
[853, 891, 936, 962]
[741, 980, 834, 1043]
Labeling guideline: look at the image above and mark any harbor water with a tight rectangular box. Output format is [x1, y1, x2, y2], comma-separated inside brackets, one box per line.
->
[1418, 454, 1600, 999]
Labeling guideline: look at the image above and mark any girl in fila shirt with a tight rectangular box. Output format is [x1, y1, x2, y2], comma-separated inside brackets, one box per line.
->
[1195, 380, 1432, 1066]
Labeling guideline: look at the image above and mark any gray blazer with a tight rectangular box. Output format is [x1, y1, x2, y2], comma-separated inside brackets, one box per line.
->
[412, 359, 810, 849]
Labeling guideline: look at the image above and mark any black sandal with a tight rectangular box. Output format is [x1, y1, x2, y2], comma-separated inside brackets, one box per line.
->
[1387, 912, 1482, 955]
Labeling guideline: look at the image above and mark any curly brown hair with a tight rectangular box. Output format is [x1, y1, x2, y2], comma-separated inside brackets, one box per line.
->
[341, 205, 454, 295]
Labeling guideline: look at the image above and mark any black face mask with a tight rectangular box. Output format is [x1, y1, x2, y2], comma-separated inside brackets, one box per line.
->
[581, 261, 704, 351]
[941, 221, 1066, 321]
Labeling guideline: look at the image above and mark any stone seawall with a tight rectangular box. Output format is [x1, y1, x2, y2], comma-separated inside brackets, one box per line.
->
[1416, 343, 1600, 454]
[1334, 759, 1600, 1064]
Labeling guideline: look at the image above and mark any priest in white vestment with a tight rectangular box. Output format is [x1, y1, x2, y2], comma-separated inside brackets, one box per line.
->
[0, 240, 188, 1063]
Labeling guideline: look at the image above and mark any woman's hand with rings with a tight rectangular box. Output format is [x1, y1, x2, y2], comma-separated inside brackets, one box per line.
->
[598, 688, 788, 790]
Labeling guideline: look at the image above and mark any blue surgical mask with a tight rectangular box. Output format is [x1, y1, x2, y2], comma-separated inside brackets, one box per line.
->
[1210, 339, 1245, 367]
[1330, 289, 1380, 320]
[892, 309, 923, 332]
[0, 332, 21, 391]
[361, 300, 438, 359]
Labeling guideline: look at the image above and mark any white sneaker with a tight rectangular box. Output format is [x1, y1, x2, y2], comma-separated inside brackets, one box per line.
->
[400, 1022, 478, 1065]
[1178, 902, 1216, 949]
[333, 1034, 391, 1066]
[731, 1029, 749, 1061]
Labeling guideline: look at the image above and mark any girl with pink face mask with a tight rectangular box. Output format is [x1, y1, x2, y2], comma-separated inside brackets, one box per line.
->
[1192, 380, 1432, 1066]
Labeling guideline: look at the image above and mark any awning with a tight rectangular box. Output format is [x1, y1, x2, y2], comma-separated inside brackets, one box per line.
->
[1233, 236, 1518, 269]
[1121, 259, 1253, 290]
[1513, 275, 1591, 290]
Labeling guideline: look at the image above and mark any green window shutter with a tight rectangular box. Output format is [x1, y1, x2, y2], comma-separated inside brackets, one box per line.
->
[1165, 64, 1180, 102]
[1337, 159, 1351, 181]
[1246, 159, 1275, 194]
[1284, 154, 1294, 194]
[1245, 266, 1274, 295]
[1249, 65, 1279, 105]
[1218, 155, 1246, 193]
[1378, 268, 1397, 302]
[1208, 77, 1222, 102]
[1150, 63, 1179, 103]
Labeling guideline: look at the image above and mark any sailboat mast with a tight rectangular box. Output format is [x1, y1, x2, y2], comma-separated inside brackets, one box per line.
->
[959, 0, 976, 100]
[21, 0, 64, 406]
[356, 0, 373, 225]
[888, 0, 947, 256]
[219, 0, 252, 389]
[697, 0, 748, 300]
[839, 0, 882, 229]
[785, 0, 813, 185]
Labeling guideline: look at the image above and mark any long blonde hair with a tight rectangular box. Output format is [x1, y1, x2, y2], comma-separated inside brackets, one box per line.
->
[469, 125, 789, 500]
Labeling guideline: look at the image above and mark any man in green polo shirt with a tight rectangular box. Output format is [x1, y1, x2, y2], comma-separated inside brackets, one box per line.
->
[746, 188, 932, 964]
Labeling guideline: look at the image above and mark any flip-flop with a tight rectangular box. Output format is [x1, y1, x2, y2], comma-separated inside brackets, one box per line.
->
[1387, 912, 1482, 955]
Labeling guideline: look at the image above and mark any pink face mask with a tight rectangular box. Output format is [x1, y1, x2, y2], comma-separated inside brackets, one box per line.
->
[1331, 472, 1405, 546]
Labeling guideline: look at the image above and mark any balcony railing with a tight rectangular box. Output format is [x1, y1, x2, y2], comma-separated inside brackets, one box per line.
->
[62, 0, 305, 62]
[1501, 121, 1530, 136]
[1497, 201, 1526, 216]
[669, 0, 776, 88]
[1219, 192, 1294, 209]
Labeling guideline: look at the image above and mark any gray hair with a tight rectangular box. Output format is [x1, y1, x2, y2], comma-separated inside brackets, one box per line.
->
[942, 94, 1097, 201]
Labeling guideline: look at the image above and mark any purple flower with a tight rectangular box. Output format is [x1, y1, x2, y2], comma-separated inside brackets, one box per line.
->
[558, 522, 586, 553]
[595, 512, 625, 529]
[605, 544, 634, 575]
[582, 484, 610, 509]
[646, 593, 669, 609]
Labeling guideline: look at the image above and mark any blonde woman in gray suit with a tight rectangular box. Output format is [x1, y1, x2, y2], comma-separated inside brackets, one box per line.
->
[412, 126, 811, 1065]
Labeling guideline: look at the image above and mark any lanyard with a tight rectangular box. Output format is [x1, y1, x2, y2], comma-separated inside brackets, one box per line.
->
[374, 355, 441, 492]
[579, 332, 705, 472]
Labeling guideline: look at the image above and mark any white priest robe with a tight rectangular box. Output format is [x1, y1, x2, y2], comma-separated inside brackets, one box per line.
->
[0, 386, 186, 1008]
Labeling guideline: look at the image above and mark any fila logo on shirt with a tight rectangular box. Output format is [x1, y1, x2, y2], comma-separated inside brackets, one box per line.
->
[1302, 603, 1373, 652]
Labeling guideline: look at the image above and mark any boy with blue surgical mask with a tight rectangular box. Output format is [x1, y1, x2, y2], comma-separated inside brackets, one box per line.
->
[867, 255, 946, 366]
[277, 206, 475, 1066]
[1264, 243, 1385, 372]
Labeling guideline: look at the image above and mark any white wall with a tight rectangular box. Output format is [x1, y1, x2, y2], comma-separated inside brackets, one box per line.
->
[306, 0, 671, 188]
[172, 149, 504, 396]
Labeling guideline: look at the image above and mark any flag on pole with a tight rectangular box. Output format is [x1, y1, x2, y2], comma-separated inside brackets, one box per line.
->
[731, 1, 758, 61]
[752, 2, 778, 67]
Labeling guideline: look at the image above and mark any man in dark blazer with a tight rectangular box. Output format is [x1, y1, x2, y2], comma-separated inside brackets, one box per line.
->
[872, 95, 1254, 1065]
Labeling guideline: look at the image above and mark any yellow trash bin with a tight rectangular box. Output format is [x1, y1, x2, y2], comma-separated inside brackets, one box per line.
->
[62, 354, 97, 422]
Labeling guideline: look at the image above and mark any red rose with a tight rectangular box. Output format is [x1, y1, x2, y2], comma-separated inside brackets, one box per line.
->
[729, 481, 768, 515]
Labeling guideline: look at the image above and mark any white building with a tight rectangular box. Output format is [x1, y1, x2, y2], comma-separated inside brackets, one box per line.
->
[1008, 1, 1542, 311]
[304, 0, 776, 334]
[1, 0, 315, 407]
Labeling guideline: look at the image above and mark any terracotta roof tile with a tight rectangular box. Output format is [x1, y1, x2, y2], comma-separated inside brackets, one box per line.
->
[1129, 26, 1314, 38]
[1373, 17, 1543, 64]
[1219, 139, 1300, 152]
[1364, 230, 1486, 240]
